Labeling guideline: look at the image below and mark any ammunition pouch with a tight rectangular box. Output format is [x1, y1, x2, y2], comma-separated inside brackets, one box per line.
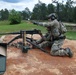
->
[53, 35, 66, 40]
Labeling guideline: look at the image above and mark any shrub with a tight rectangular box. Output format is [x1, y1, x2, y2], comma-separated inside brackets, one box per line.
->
[9, 9, 22, 24]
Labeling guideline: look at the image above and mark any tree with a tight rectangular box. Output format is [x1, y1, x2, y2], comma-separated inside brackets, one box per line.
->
[73, 7, 76, 22]
[47, 4, 55, 14]
[0, 9, 4, 20]
[65, 0, 74, 22]
[56, 3, 66, 21]
[0, 9, 9, 20]
[31, 2, 47, 20]
[38, 3, 47, 20]
[9, 9, 21, 24]
[21, 7, 31, 20]
[31, 4, 40, 20]
[4, 9, 9, 20]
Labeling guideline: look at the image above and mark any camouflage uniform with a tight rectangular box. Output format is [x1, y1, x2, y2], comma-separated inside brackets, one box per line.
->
[36, 19, 73, 57]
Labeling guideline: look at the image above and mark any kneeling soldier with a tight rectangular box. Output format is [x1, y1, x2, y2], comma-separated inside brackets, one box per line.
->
[33, 13, 73, 58]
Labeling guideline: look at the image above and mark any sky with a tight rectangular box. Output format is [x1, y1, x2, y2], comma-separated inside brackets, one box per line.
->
[0, 0, 53, 11]
[0, 0, 76, 11]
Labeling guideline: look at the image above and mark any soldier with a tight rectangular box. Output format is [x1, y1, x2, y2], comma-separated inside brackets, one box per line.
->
[33, 13, 73, 58]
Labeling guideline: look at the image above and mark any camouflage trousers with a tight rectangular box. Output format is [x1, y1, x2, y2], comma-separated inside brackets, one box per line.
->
[38, 39, 68, 56]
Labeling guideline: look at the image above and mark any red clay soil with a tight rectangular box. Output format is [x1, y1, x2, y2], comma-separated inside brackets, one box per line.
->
[3, 35, 76, 75]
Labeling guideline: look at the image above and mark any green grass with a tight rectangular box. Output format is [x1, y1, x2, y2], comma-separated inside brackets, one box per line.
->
[0, 20, 10, 26]
[0, 20, 46, 33]
[0, 20, 76, 40]
[66, 31, 76, 40]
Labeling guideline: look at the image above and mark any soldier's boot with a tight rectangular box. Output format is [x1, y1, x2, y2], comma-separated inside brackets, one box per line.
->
[65, 48, 73, 58]
[50, 48, 73, 58]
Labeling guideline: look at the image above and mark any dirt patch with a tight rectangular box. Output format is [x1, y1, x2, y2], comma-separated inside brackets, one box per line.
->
[2, 35, 76, 75]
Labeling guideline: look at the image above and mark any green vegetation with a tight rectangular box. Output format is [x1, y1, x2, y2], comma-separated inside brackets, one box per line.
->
[66, 31, 76, 40]
[9, 9, 21, 24]
[0, 20, 46, 33]
[0, 20, 76, 40]
[0, 0, 76, 23]
[0, 20, 10, 25]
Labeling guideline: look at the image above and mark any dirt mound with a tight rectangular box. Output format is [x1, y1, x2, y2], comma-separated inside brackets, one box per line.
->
[2, 35, 76, 75]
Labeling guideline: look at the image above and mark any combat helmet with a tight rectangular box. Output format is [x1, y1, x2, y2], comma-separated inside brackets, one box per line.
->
[47, 13, 57, 20]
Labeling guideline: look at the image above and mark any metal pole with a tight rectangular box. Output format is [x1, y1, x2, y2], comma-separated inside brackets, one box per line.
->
[23, 31, 26, 46]
[22, 31, 29, 53]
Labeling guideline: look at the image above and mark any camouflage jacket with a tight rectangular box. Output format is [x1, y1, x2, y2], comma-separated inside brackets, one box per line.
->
[38, 19, 60, 37]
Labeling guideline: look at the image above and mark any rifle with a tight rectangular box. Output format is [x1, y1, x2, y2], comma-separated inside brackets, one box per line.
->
[0, 29, 41, 52]
[0, 29, 50, 54]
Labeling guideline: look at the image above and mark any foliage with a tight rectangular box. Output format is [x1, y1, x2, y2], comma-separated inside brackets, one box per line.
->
[73, 7, 76, 23]
[0, 20, 10, 25]
[9, 9, 22, 24]
[47, 4, 55, 14]
[31, 2, 48, 20]
[66, 31, 76, 40]
[0, 0, 76, 23]
[21, 7, 31, 20]
[0, 9, 9, 20]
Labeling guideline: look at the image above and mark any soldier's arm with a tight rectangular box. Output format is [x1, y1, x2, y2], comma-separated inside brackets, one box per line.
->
[33, 21, 54, 27]
[40, 21, 55, 27]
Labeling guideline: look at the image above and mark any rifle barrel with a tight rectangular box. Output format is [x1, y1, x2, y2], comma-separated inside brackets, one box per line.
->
[0, 29, 41, 35]
[0, 32, 20, 35]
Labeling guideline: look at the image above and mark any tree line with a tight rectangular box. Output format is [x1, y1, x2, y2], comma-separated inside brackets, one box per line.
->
[0, 0, 76, 24]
